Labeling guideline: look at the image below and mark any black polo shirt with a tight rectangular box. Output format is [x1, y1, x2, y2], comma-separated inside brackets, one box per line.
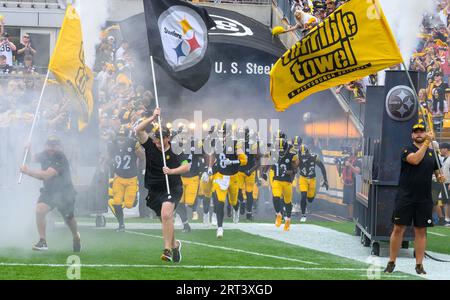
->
[141, 137, 187, 190]
[395, 144, 439, 204]
[36, 150, 74, 193]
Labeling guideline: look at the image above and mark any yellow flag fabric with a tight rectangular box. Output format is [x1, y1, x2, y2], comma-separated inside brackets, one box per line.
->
[49, 5, 94, 131]
[270, 0, 403, 111]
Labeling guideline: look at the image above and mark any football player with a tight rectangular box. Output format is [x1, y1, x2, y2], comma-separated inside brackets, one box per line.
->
[263, 131, 299, 231]
[177, 136, 203, 233]
[108, 126, 144, 231]
[207, 122, 247, 238]
[298, 145, 329, 222]
[237, 127, 260, 221]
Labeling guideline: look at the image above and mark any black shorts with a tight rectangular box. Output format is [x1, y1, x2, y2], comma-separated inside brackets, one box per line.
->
[38, 188, 76, 219]
[392, 200, 434, 228]
[342, 184, 355, 205]
[146, 185, 182, 217]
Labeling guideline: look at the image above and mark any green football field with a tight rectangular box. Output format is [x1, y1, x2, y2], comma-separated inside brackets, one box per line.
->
[0, 219, 434, 280]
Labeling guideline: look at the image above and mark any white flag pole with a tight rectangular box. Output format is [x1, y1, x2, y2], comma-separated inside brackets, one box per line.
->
[150, 55, 172, 199]
[18, 69, 51, 184]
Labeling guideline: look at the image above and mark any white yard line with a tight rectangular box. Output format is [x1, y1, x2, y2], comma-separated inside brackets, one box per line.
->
[125, 230, 318, 266]
[428, 231, 447, 237]
[0, 262, 375, 272]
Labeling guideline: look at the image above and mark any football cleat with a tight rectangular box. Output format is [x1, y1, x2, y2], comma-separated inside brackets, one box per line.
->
[182, 223, 191, 233]
[211, 213, 218, 227]
[203, 212, 210, 227]
[115, 225, 125, 232]
[172, 240, 182, 263]
[32, 239, 48, 251]
[275, 214, 282, 228]
[217, 227, 224, 239]
[300, 215, 307, 223]
[284, 219, 291, 231]
[161, 249, 173, 262]
[233, 209, 240, 224]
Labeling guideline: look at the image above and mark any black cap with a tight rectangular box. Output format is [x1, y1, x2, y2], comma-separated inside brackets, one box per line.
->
[46, 136, 61, 146]
[412, 123, 426, 132]
[440, 142, 450, 150]
[152, 125, 171, 139]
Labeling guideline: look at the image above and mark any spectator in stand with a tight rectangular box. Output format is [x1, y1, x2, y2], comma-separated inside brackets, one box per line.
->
[325, 0, 336, 16]
[431, 87, 448, 131]
[282, 9, 319, 36]
[16, 34, 37, 65]
[20, 55, 37, 75]
[0, 54, 13, 74]
[115, 40, 129, 62]
[0, 33, 16, 66]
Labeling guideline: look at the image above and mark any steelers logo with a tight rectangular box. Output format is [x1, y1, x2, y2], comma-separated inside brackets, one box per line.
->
[385, 85, 417, 121]
[285, 159, 290, 163]
[427, 219, 432, 224]
[158, 6, 209, 72]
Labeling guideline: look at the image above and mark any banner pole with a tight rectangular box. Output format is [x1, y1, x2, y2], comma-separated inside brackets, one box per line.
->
[401, 62, 449, 199]
[150, 55, 172, 199]
[18, 69, 51, 184]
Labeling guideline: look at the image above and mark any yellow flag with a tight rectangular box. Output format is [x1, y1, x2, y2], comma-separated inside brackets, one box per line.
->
[270, 0, 403, 111]
[49, 5, 94, 131]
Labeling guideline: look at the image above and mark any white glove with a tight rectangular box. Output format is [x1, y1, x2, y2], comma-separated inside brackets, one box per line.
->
[201, 172, 209, 182]
[230, 160, 240, 165]
[224, 159, 233, 166]
[207, 167, 213, 176]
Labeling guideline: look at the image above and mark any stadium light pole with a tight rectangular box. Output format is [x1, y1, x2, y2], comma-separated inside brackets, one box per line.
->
[150, 55, 172, 199]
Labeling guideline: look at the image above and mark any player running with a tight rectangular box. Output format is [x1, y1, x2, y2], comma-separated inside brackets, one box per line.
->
[298, 146, 329, 222]
[263, 131, 299, 231]
[177, 136, 204, 233]
[237, 127, 260, 221]
[108, 126, 144, 232]
[207, 122, 247, 238]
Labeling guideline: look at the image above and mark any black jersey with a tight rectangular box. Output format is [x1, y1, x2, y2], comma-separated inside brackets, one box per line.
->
[182, 139, 204, 178]
[271, 145, 298, 182]
[36, 150, 74, 193]
[110, 138, 139, 179]
[213, 139, 242, 176]
[239, 140, 259, 173]
[142, 137, 188, 190]
[298, 153, 319, 178]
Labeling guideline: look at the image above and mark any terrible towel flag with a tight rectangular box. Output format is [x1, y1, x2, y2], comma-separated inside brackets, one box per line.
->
[49, 4, 94, 131]
[270, 0, 403, 111]
[143, 0, 216, 92]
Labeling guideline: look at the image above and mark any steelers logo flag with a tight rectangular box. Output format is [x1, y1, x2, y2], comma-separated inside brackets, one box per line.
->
[142, 0, 216, 92]
[270, 0, 403, 111]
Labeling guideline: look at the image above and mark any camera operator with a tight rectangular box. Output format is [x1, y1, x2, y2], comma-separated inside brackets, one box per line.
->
[341, 147, 361, 220]
[384, 124, 444, 275]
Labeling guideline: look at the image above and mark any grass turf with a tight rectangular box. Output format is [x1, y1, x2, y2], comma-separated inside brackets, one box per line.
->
[0, 226, 420, 280]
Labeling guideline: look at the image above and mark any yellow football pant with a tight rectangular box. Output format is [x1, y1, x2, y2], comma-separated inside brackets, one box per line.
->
[238, 171, 256, 193]
[212, 173, 240, 206]
[299, 176, 317, 199]
[272, 180, 293, 204]
[199, 177, 213, 198]
[181, 176, 199, 206]
[112, 176, 138, 209]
